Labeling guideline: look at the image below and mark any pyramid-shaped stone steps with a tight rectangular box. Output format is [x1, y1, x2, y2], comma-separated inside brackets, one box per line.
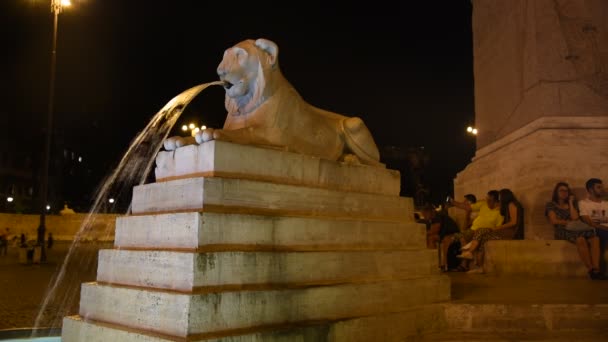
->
[62, 140, 448, 341]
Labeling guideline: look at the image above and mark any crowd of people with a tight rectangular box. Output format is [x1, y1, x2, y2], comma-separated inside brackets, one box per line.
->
[0, 228, 54, 257]
[416, 178, 608, 280]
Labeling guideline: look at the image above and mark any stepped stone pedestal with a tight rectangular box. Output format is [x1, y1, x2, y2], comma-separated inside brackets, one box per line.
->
[62, 141, 450, 341]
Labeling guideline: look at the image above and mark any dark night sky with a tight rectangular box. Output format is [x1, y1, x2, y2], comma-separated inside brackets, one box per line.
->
[0, 0, 475, 203]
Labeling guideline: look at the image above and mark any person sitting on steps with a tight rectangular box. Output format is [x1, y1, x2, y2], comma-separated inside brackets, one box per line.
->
[577, 178, 608, 280]
[457, 189, 523, 274]
[437, 194, 476, 271]
[546, 181, 604, 280]
[449, 190, 503, 272]
[417, 203, 460, 270]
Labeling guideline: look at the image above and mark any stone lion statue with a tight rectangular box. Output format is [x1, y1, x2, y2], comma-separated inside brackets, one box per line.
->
[164, 38, 382, 167]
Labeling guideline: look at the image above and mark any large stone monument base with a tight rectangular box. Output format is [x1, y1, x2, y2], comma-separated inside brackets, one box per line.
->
[454, 116, 608, 240]
[62, 141, 450, 341]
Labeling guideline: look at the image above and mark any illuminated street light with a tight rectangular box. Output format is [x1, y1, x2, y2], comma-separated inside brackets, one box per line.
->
[39, 0, 72, 263]
[108, 198, 115, 204]
[466, 126, 478, 136]
[180, 122, 207, 137]
[7, 197, 14, 203]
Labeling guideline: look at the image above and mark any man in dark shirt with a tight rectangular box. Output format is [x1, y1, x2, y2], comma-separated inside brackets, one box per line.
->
[418, 204, 460, 270]
[418, 204, 459, 249]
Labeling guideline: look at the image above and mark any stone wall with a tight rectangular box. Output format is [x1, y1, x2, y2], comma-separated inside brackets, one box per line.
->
[0, 213, 119, 242]
[473, 0, 608, 148]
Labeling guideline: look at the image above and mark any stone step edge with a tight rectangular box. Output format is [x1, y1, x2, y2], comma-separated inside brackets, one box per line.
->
[64, 315, 333, 342]
[131, 176, 411, 221]
[121, 209, 415, 223]
[114, 211, 424, 250]
[128, 204, 410, 222]
[109, 245, 429, 252]
[65, 304, 443, 341]
[156, 170, 396, 197]
[154, 140, 397, 196]
[94, 273, 445, 295]
[418, 330, 608, 341]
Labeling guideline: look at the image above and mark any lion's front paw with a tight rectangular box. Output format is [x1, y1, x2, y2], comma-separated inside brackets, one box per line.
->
[163, 136, 196, 151]
[194, 128, 215, 144]
[163, 136, 179, 151]
[342, 154, 361, 165]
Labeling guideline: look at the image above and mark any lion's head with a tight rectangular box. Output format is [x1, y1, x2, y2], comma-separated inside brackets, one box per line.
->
[217, 38, 285, 115]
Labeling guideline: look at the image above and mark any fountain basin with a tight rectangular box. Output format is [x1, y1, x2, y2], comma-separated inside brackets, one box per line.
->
[0, 329, 60, 342]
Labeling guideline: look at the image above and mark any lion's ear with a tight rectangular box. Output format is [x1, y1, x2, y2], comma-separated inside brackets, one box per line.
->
[255, 38, 279, 67]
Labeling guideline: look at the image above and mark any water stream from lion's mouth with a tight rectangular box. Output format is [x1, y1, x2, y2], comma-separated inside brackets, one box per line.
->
[31, 81, 224, 337]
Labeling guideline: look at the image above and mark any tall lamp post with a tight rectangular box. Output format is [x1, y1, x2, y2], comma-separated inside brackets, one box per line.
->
[38, 0, 71, 262]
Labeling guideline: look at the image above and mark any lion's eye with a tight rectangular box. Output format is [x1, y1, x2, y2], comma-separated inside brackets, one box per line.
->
[235, 49, 247, 59]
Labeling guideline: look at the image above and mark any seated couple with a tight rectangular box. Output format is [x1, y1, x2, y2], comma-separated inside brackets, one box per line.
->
[546, 179, 607, 280]
[447, 189, 523, 273]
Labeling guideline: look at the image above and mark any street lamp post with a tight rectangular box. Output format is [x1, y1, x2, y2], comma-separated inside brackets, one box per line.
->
[38, 0, 70, 262]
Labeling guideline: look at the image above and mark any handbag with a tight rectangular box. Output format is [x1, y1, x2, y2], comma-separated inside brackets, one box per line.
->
[564, 220, 594, 232]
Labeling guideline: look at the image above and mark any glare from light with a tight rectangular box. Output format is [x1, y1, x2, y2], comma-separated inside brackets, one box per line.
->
[193, 127, 200, 133]
[7, 197, 13, 203]
[188, 123, 195, 130]
[201, 125, 207, 130]
[181, 125, 188, 131]
[61, 0, 72, 7]
[46, 205, 51, 210]
[467, 126, 473, 133]
[472, 128, 478, 135]
[78, 156, 82, 162]
[108, 198, 115, 204]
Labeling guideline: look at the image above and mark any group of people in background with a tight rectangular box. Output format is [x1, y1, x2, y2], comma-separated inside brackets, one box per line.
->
[0, 229, 54, 257]
[416, 178, 607, 280]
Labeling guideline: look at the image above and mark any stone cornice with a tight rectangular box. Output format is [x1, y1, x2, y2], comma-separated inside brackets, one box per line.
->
[472, 116, 608, 162]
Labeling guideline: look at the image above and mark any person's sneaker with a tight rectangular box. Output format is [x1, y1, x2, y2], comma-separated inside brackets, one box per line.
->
[456, 251, 473, 260]
[466, 266, 484, 274]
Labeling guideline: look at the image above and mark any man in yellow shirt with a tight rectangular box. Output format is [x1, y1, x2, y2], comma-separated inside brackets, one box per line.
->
[448, 190, 503, 271]
[467, 191, 504, 231]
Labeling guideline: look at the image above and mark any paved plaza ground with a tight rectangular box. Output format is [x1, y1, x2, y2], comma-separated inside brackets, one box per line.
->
[0, 242, 111, 330]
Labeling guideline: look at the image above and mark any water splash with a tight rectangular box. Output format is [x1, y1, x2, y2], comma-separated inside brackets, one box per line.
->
[32, 81, 223, 335]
